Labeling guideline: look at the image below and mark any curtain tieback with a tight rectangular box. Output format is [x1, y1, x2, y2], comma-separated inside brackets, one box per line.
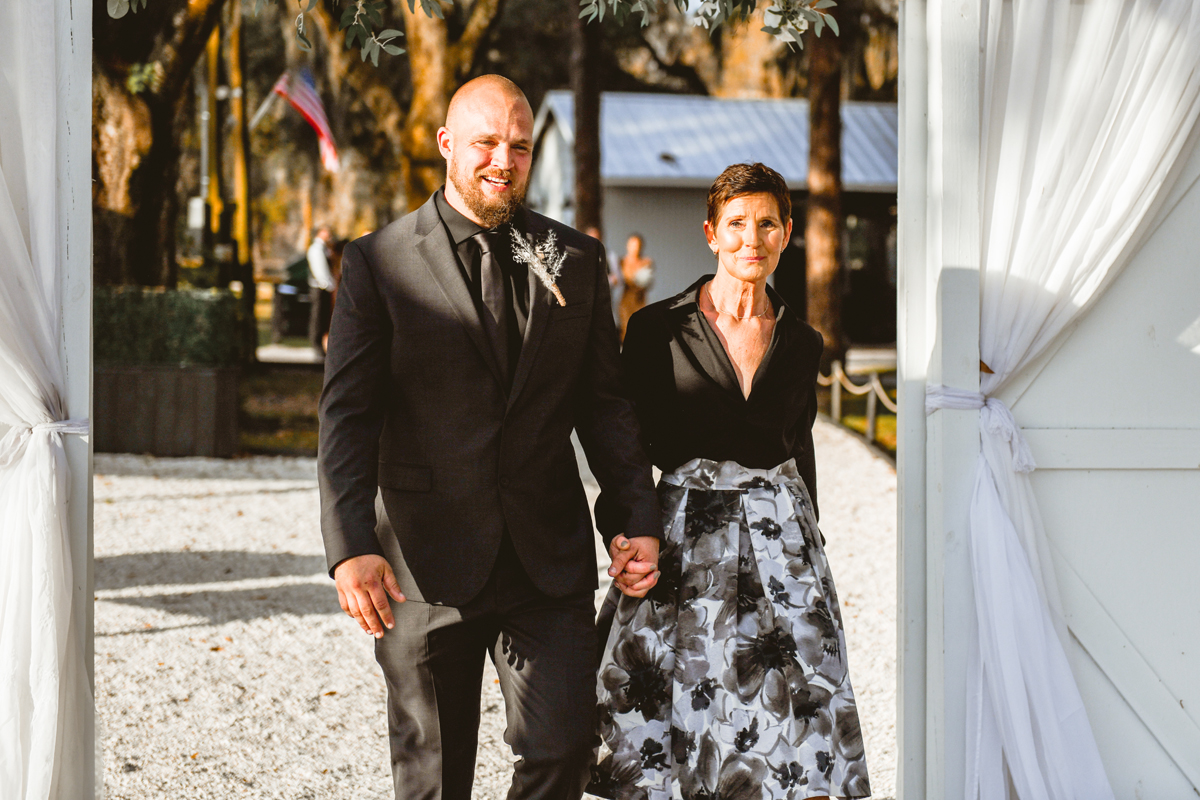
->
[925, 385, 1036, 473]
[31, 419, 90, 436]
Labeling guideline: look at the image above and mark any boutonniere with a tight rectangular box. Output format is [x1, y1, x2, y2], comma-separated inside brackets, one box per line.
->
[510, 229, 568, 307]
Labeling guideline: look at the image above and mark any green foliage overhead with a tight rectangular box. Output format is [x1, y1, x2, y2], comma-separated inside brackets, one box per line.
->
[110, 0, 835, 64]
[94, 287, 245, 367]
[579, 0, 836, 46]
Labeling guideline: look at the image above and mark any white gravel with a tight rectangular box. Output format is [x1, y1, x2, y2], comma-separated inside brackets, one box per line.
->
[95, 417, 896, 799]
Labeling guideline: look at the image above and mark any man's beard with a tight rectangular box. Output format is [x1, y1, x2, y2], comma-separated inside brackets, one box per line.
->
[448, 159, 526, 228]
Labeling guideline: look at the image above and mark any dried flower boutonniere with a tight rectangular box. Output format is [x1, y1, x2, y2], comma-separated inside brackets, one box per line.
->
[510, 229, 568, 307]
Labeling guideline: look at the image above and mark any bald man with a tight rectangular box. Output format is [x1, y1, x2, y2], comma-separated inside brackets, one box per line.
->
[317, 75, 663, 800]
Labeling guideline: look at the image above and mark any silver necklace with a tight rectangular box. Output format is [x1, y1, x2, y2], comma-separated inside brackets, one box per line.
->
[705, 283, 772, 321]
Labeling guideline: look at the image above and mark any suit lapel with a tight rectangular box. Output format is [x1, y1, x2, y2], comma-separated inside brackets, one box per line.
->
[411, 197, 506, 388]
[507, 215, 553, 410]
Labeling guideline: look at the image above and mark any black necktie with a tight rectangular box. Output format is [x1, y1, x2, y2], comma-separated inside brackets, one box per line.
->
[472, 230, 508, 377]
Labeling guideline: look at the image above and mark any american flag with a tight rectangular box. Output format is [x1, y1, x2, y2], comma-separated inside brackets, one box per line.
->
[273, 68, 340, 172]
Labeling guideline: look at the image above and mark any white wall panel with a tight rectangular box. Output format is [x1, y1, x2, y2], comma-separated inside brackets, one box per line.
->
[1002, 125, 1200, 798]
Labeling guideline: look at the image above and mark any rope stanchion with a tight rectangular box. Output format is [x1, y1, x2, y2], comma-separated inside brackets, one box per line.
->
[817, 361, 898, 442]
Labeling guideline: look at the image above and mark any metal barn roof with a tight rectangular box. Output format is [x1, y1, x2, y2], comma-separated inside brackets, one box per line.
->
[534, 90, 898, 193]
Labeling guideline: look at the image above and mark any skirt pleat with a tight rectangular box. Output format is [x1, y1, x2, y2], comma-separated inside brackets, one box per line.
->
[591, 458, 871, 800]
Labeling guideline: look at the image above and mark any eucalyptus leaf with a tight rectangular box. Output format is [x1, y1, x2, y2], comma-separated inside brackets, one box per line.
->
[379, 28, 403, 40]
[383, 44, 404, 55]
[107, 0, 130, 19]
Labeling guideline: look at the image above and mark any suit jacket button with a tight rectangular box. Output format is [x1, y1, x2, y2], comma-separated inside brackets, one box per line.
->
[499, 476, 510, 489]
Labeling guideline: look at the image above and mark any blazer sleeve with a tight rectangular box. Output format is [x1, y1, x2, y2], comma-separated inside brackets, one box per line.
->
[573, 242, 664, 546]
[317, 239, 392, 575]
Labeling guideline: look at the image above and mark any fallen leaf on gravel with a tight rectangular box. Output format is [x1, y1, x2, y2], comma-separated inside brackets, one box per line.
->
[324, 691, 337, 696]
[210, 646, 223, 651]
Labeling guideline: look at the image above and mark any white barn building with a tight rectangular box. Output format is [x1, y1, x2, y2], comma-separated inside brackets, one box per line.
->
[527, 91, 898, 336]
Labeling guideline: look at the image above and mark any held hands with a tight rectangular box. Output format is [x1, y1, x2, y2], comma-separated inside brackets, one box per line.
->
[333, 554, 405, 638]
[608, 535, 660, 598]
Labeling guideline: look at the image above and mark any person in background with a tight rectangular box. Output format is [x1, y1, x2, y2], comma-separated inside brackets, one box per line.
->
[322, 238, 347, 355]
[308, 225, 335, 356]
[585, 225, 623, 325]
[585, 226, 622, 292]
[617, 233, 653, 341]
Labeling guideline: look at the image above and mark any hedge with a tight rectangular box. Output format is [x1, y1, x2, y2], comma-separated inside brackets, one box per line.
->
[94, 287, 244, 367]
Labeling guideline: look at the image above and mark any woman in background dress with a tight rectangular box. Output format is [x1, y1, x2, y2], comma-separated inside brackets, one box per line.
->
[618, 233, 654, 341]
[591, 163, 871, 800]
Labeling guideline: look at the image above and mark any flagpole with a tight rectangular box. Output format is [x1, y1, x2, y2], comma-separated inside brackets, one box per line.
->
[249, 90, 278, 132]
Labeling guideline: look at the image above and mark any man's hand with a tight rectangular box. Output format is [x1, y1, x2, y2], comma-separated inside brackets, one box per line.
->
[333, 555, 406, 638]
[608, 535, 660, 598]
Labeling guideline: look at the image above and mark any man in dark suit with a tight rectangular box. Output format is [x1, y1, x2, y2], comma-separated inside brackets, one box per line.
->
[317, 74, 663, 800]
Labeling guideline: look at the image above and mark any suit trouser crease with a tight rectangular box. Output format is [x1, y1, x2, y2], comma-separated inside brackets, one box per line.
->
[374, 539, 596, 800]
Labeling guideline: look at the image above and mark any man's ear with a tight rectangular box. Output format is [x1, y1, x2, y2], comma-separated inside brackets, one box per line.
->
[436, 127, 453, 160]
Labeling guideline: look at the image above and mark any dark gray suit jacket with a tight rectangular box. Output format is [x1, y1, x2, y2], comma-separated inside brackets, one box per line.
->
[317, 195, 662, 606]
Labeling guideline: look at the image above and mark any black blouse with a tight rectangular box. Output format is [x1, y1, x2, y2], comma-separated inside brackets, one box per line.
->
[611, 275, 824, 520]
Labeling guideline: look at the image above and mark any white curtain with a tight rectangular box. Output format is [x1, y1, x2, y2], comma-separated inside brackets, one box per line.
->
[0, 2, 93, 798]
[928, 1, 1200, 798]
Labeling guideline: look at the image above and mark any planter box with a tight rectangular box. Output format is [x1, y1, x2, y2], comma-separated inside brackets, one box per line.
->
[95, 365, 239, 458]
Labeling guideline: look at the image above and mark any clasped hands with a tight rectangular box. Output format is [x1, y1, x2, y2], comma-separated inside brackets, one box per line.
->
[334, 535, 660, 638]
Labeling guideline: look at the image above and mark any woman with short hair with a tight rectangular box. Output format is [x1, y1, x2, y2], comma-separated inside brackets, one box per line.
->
[591, 162, 872, 800]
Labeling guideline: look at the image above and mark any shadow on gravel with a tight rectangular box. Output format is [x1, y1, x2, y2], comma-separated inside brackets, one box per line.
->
[94, 454, 317, 481]
[98, 486, 317, 504]
[97, 582, 342, 631]
[96, 551, 328, 590]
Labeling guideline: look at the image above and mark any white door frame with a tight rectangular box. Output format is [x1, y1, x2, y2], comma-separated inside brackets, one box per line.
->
[60, 0, 95, 794]
[897, 0, 983, 798]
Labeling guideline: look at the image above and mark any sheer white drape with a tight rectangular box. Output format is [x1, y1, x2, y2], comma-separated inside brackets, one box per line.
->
[0, 3, 93, 799]
[927, 1, 1200, 798]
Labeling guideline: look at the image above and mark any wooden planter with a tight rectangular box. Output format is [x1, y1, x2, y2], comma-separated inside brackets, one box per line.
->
[94, 365, 239, 458]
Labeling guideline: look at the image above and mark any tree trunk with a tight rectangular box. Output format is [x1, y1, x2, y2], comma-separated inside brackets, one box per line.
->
[93, 71, 153, 285]
[401, 3, 453, 210]
[229, 2, 259, 364]
[93, 0, 228, 286]
[571, 15, 602, 232]
[400, 0, 505, 211]
[309, 3, 409, 219]
[805, 27, 844, 369]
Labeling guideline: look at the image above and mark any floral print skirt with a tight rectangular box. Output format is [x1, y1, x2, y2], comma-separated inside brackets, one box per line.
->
[590, 458, 871, 800]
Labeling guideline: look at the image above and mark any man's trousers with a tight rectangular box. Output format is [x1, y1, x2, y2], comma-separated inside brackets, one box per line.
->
[374, 535, 598, 800]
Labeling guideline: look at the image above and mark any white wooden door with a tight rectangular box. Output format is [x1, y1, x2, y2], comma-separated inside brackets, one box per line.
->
[996, 132, 1200, 799]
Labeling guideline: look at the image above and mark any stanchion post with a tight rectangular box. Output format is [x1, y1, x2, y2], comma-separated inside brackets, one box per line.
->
[866, 375, 878, 441]
[831, 360, 843, 421]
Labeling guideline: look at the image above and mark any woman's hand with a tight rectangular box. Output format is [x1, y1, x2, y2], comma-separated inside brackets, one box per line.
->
[608, 534, 660, 598]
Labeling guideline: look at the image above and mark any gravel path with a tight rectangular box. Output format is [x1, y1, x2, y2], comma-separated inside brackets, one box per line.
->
[95, 418, 896, 799]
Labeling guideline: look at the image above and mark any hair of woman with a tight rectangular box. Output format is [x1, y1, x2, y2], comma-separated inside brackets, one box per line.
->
[706, 162, 792, 227]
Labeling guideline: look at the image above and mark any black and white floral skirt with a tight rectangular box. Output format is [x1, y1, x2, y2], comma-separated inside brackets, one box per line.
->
[590, 458, 871, 800]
